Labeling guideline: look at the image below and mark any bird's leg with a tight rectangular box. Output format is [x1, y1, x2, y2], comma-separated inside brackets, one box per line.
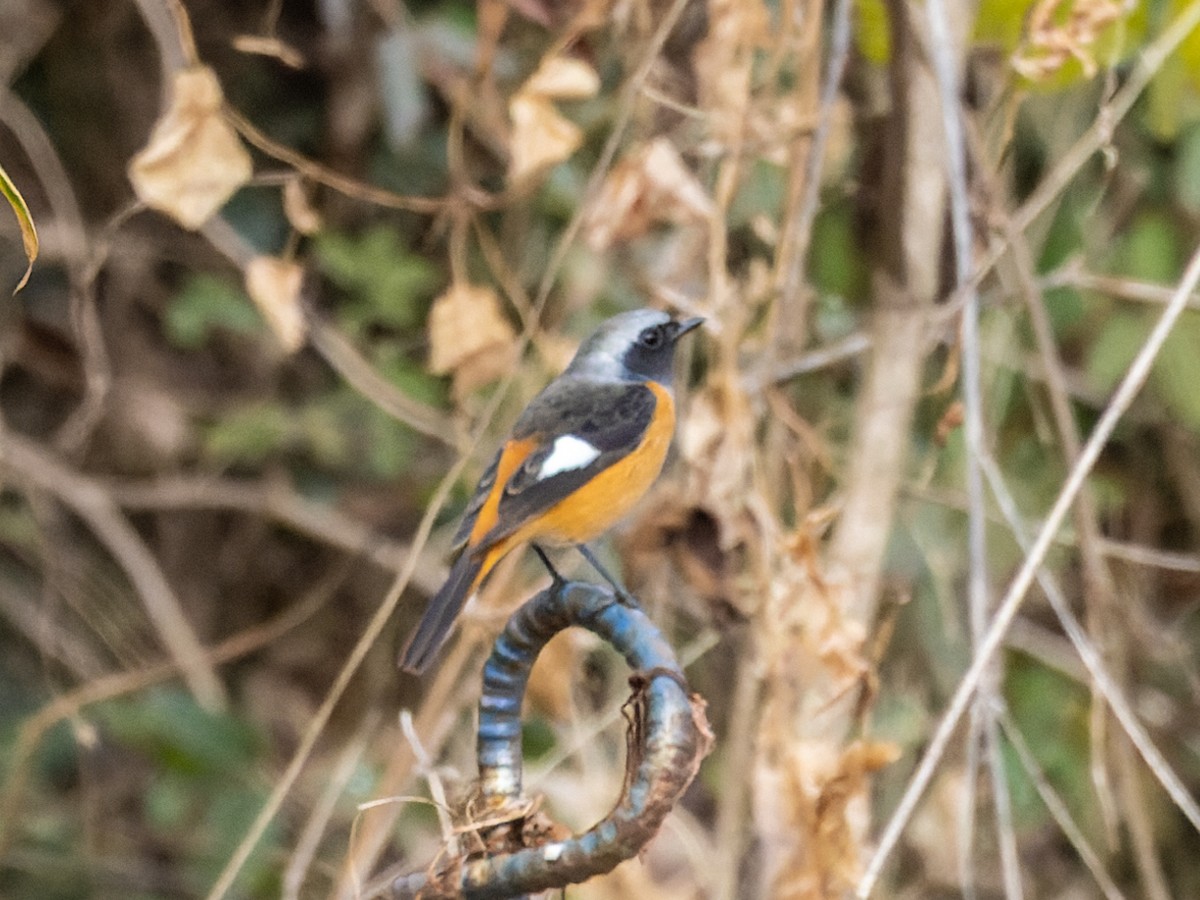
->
[531, 544, 566, 589]
[577, 544, 639, 607]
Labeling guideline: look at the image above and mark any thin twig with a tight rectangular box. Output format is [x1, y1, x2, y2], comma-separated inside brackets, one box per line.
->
[281, 711, 378, 900]
[908, 483, 1200, 573]
[306, 318, 461, 448]
[916, 453, 1200, 868]
[109, 475, 445, 594]
[1040, 263, 1200, 309]
[203, 414, 478, 900]
[1005, 210, 1126, 846]
[772, 0, 853, 334]
[925, 0, 1020, 892]
[333, 628, 483, 898]
[400, 709, 456, 845]
[531, 0, 694, 312]
[711, 650, 761, 900]
[962, 452, 1200, 843]
[0, 433, 224, 709]
[0, 573, 108, 680]
[224, 106, 478, 215]
[858, 240, 1200, 897]
[0, 86, 110, 457]
[956, 2, 1200, 305]
[998, 708, 1127, 900]
[0, 566, 336, 855]
[980, 445, 1195, 897]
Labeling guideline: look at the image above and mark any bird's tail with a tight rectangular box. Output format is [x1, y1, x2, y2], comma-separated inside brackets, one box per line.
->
[399, 552, 484, 674]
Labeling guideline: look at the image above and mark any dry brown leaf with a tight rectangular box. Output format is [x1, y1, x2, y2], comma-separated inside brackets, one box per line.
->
[584, 138, 715, 250]
[695, 0, 770, 147]
[245, 256, 306, 352]
[508, 55, 599, 183]
[282, 175, 322, 235]
[128, 66, 253, 230]
[784, 526, 868, 687]
[1012, 0, 1123, 80]
[428, 283, 518, 397]
[678, 379, 766, 567]
[509, 96, 584, 182]
[756, 737, 899, 899]
[523, 55, 600, 99]
[231, 34, 306, 69]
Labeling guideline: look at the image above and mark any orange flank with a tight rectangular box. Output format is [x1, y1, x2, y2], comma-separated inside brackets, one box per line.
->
[468, 436, 539, 546]
[503, 381, 675, 548]
[463, 382, 676, 596]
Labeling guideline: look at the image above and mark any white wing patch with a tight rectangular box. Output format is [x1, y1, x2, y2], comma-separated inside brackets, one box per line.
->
[538, 434, 601, 479]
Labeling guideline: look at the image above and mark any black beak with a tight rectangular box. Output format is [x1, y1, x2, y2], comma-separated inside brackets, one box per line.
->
[672, 316, 705, 339]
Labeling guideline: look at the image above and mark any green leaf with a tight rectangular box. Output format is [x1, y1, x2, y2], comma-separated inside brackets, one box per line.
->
[1145, 51, 1192, 141]
[1087, 310, 1147, 394]
[1116, 210, 1181, 284]
[1, 160, 38, 293]
[974, 0, 1034, 51]
[1004, 654, 1100, 835]
[808, 203, 868, 303]
[166, 274, 264, 348]
[1174, 0, 1200, 94]
[315, 226, 439, 334]
[144, 773, 194, 830]
[855, 0, 890, 64]
[204, 403, 292, 464]
[98, 688, 261, 776]
[1151, 312, 1200, 430]
[1175, 123, 1200, 214]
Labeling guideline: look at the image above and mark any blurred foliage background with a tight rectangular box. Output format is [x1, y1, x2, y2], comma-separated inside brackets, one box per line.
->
[3, 0, 1200, 898]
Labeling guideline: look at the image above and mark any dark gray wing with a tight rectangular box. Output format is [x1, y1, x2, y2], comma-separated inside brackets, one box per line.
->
[479, 378, 657, 547]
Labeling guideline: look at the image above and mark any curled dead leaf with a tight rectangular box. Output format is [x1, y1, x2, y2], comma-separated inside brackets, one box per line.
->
[756, 736, 900, 898]
[584, 138, 715, 250]
[231, 34, 306, 69]
[508, 55, 599, 183]
[1012, 0, 1123, 81]
[245, 256, 306, 352]
[694, 0, 771, 147]
[509, 95, 583, 183]
[282, 176, 322, 235]
[523, 55, 600, 99]
[0, 159, 38, 293]
[428, 283, 518, 397]
[128, 66, 253, 230]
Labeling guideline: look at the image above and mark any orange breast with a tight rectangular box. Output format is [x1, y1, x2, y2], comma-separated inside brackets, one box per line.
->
[505, 381, 675, 547]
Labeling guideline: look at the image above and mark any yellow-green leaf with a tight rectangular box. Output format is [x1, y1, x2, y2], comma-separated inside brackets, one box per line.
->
[855, 0, 890, 64]
[0, 160, 38, 293]
[975, 0, 1035, 52]
[1173, 0, 1200, 93]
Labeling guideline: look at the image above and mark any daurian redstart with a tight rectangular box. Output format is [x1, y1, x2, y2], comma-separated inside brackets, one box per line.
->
[399, 309, 703, 673]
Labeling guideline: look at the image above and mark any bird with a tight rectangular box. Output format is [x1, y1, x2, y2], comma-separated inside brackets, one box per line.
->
[399, 308, 704, 673]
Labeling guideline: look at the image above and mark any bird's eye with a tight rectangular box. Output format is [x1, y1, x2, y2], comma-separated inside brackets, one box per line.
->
[638, 326, 665, 349]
